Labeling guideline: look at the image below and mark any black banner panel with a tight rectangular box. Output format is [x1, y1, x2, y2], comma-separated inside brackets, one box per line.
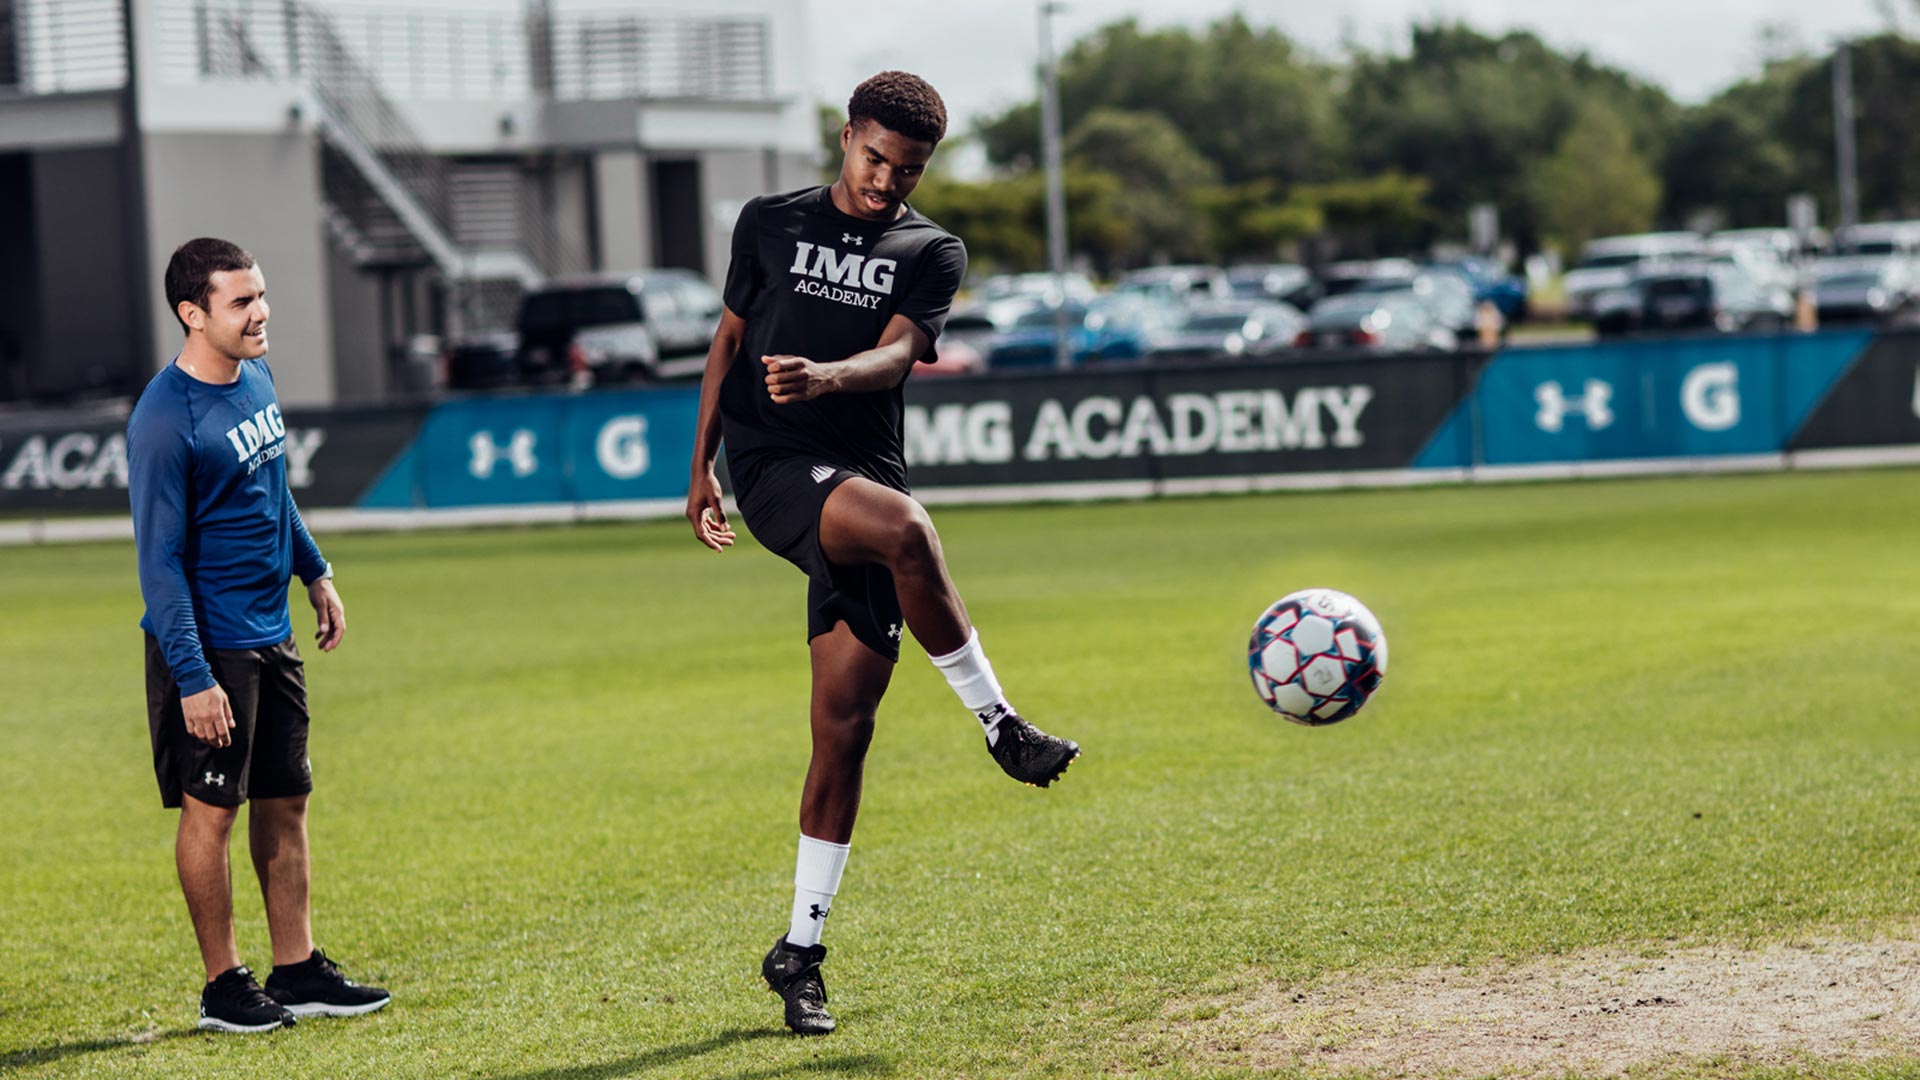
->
[1788, 329, 1920, 451]
[0, 406, 427, 512]
[900, 354, 1485, 489]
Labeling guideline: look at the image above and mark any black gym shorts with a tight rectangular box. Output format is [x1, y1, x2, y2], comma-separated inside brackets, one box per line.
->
[731, 453, 905, 663]
[144, 633, 314, 809]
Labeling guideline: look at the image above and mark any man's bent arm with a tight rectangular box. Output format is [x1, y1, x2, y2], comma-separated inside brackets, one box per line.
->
[763, 316, 930, 403]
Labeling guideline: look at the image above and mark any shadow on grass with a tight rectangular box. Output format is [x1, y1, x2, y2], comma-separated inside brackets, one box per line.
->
[487, 1029, 892, 1080]
[0, 1028, 200, 1070]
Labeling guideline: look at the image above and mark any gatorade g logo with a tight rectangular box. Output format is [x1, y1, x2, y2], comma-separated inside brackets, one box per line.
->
[1681, 362, 1740, 432]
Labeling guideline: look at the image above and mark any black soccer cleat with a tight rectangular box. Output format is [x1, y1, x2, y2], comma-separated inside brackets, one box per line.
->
[762, 936, 835, 1035]
[986, 711, 1081, 787]
[199, 965, 297, 1033]
[264, 948, 391, 1018]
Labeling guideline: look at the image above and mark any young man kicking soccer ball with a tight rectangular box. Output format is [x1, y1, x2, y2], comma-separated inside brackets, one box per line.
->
[685, 71, 1081, 1036]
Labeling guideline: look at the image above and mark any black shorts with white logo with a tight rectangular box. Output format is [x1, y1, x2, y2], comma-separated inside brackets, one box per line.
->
[731, 452, 904, 663]
[145, 633, 314, 809]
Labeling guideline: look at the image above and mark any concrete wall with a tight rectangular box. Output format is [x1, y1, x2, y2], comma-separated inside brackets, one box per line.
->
[698, 148, 782, 286]
[326, 237, 387, 404]
[140, 130, 336, 406]
[592, 150, 649, 273]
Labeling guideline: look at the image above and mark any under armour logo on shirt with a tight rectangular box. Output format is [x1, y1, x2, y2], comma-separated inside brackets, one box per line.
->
[841, 233, 863, 246]
[809, 904, 830, 921]
[811, 465, 836, 484]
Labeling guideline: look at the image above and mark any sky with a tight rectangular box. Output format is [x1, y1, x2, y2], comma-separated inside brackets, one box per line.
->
[806, 0, 1900, 136]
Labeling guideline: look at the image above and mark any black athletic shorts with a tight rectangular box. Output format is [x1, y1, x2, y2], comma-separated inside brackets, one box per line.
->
[144, 633, 314, 809]
[731, 452, 905, 663]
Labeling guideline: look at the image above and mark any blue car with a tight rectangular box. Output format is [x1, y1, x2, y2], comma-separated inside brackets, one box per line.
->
[985, 297, 1180, 369]
[1426, 257, 1528, 322]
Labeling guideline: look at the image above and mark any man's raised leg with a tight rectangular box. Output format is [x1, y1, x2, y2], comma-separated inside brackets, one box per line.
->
[818, 478, 1079, 786]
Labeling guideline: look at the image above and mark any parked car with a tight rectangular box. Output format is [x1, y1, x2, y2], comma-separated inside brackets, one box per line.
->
[516, 270, 722, 385]
[1594, 262, 1793, 337]
[1297, 291, 1455, 352]
[977, 271, 1097, 307]
[1112, 265, 1231, 304]
[1833, 221, 1920, 261]
[440, 331, 522, 390]
[1425, 256, 1529, 322]
[985, 295, 1183, 368]
[1562, 232, 1702, 319]
[1811, 257, 1920, 323]
[1347, 271, 1478, 336]
[1143, 300, 1306, 362]
[984, 303, 1093, 369]
[1318, 258, 1420, 297]
[920, 334, 987, 377]
[1227, 263, 1320, 309]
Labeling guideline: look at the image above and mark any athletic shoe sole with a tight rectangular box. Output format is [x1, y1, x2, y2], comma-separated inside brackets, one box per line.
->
[197, 1014, 290, 1033]
[1024, 746, 1081, 788]
[282, 995, 392, 1018]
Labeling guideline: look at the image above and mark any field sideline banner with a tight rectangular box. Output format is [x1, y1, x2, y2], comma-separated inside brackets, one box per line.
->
[2, 329, 1913, 517]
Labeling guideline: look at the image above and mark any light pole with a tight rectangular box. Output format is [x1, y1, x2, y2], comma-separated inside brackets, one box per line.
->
[1038, 1, 1071, 370]
[1832, 40, 1860, 233]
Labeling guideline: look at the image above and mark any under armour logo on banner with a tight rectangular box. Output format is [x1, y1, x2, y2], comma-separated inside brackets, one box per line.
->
[1535, 379, 1614, 432]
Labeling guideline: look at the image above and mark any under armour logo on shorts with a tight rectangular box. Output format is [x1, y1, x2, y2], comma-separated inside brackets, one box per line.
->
[811, 465, 836, 484]
[203, 771, 226, 788]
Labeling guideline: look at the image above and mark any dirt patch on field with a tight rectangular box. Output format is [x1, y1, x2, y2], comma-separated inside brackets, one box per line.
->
[1175, 932, 1920, 1077]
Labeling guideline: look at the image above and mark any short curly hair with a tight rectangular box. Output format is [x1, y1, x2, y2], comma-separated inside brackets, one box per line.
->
[847, 71, 947, 145]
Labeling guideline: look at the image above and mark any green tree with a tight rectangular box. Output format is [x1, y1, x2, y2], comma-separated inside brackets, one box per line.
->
[1779, 34, 1920, 221]
[1663, 60, 1808, 230]
[1064, 108, 1218, 264]
[977, 15, 1346, 185]
[1344, 23, 1677, 250]
[1526, 105, 1663, 252]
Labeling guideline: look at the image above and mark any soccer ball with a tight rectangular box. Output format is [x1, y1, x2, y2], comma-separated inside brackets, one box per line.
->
[1248, 588, 1388, 726]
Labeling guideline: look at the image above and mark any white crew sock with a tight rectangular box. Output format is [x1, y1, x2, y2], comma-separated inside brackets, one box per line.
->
[787, 834, 851, 949]
[929, 629, 1016, 746]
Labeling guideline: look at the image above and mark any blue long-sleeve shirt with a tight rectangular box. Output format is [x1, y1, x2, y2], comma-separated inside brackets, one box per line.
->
[127, 359, 329, 697]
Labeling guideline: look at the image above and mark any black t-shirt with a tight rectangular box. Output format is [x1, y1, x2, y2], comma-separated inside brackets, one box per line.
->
[719, 185, 967, 490]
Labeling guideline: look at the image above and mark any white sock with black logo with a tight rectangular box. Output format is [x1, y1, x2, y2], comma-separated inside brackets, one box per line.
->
[929, 629, 1016, 746]
[787, 834, 851, 949]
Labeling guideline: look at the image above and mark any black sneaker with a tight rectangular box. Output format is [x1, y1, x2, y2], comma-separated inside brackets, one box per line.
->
[199, 966, 297, 1033]
[265, 949, 391, 1018]
[986, 711, 1081, 787]
[761, 936, 834, 1035]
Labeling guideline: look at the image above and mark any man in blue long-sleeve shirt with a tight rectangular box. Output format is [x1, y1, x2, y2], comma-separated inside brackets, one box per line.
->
[128, 238, 390, 1033]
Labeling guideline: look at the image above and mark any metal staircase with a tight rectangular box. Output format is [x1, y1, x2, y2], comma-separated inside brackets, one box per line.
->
[203, 1, 552, 330]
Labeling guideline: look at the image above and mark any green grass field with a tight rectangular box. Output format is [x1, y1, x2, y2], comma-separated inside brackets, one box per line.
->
[3, 470, 1917, 1079]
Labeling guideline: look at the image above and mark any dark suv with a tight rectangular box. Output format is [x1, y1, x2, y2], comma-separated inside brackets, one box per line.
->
[517, 270, 723, 385]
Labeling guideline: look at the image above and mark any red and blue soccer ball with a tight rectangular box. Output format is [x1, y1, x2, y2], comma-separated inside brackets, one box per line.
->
[1248, 588, 1389, 726]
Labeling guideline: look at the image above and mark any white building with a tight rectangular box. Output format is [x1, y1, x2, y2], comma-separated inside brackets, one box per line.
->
[0, 0, 819, 406]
